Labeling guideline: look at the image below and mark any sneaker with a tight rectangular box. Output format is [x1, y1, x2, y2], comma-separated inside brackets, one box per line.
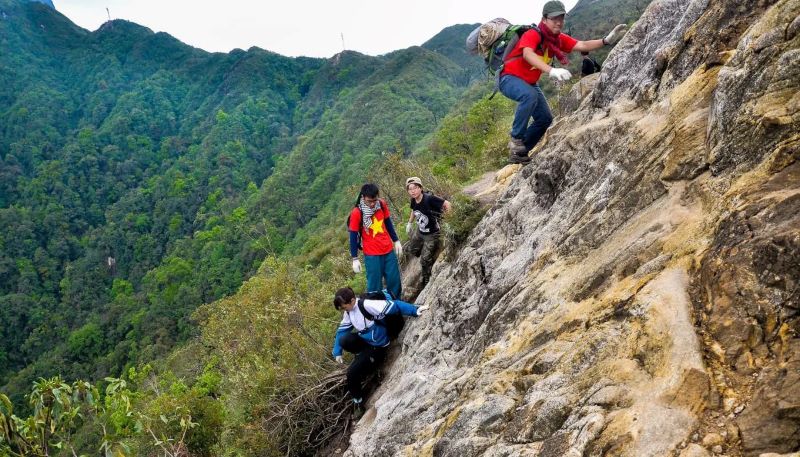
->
[508, 153, 532, 164]
[508, 137, 527, 154]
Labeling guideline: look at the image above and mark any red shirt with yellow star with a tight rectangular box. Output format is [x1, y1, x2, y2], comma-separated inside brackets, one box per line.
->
[349, 202, 393, 256]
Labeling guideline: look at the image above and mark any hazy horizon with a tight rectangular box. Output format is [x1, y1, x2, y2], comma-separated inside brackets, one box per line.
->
[54, 0, 579, 58]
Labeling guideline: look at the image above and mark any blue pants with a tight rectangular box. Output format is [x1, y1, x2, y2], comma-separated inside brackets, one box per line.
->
[499, 74, 554, 151]
[364, 250, 401, 299]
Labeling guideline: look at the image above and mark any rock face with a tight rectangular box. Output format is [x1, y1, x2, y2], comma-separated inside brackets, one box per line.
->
[346, 0, 800, 455]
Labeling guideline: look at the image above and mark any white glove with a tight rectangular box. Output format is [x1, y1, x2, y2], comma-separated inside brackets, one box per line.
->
[416, 305, 430, 316]
[335, 355, 344, 364]
[406, 222, 413, 235]
[394, 241, 403, 258]
[352, 259, 361, 274]
[548, 68, 572, 82]
[603, 24, 627, 46]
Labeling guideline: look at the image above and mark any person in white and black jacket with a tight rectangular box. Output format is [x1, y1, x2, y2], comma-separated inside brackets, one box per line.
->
[331, 287, 428, 419]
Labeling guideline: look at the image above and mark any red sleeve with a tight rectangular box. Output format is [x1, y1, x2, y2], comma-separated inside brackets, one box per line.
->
[559, 33, 578, 53]
[380, 199, 391, 218]
[518, 29, 543, 52]
[348, 207, 361, 232]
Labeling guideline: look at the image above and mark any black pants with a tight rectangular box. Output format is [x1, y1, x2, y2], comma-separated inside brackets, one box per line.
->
[340, 333, 387, 402]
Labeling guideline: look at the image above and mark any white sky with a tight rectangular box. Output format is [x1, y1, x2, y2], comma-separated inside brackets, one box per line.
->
[54, 0, 579, 58]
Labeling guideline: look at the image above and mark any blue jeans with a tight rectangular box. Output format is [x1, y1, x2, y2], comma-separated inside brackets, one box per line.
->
[364, 250, 401, 299]
[499, 75, 553, 151]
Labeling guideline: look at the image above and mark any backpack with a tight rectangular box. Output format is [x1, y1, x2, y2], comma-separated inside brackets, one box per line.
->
[466, 18, 544, 76]
[357, 289, 405, 340]
[581, 55, 601, 76]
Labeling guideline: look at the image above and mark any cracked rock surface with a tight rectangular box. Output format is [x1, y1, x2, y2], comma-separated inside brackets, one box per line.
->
[345, 0, 799, 455]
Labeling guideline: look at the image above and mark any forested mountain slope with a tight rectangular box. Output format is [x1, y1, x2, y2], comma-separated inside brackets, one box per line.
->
[0, 0, 478, 406]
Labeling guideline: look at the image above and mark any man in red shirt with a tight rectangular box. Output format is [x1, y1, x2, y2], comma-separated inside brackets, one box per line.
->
[349, 183, 403, 299]
[500, 0, 627, 164]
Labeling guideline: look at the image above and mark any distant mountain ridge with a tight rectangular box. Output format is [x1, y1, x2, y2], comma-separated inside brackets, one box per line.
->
[29, 0, 53, 9]
[421, 23, 483, 77]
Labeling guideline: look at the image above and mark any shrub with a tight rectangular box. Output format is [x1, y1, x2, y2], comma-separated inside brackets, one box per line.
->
[440, 194, 487, 259]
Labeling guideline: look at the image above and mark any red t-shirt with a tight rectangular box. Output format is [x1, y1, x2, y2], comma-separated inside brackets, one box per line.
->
[349, 202, 393, 256]
[502, 29, 577, 84]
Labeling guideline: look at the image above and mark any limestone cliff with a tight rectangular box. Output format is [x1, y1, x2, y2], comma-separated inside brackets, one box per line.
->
[345, 0, 799, 455]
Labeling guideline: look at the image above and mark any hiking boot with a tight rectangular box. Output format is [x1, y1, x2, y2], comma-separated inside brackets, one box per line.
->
[508, 153, 532, 164]
[508, 137, 527, 155]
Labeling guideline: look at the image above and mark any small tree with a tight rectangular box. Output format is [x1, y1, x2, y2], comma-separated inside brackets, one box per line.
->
[0, 374, 196, 457]
[0, 376, 100, 456]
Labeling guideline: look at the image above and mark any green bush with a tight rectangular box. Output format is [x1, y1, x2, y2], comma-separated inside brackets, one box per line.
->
[191, 258, 347, 456]
[441, 194, 487, 259]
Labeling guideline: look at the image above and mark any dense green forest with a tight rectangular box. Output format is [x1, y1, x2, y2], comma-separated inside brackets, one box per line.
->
[0, 0, 645, 454]
[0, 0, 480, 406]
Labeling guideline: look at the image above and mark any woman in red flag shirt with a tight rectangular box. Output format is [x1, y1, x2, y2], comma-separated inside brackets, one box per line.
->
[348, 183, 403, 299]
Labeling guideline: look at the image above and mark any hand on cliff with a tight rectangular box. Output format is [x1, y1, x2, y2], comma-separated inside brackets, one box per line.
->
[548, 68, 572, 82]
[335, 355, 344, 364]
[394, 241, 403, 258]
[352, 259, 361, 274]
[603, 24, 628, 46]
[416, 305, 430, 316]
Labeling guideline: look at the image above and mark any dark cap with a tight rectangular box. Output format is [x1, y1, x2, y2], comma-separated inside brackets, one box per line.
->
[542, 0, 567, 18]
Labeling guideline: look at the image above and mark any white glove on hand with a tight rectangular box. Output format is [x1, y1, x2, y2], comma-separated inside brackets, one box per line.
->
[335, 355, 344, 364]
[604, 24, 627, 46]
[394, 241, 403, 258]
[548, 68, 572, 82]
[416, 305, 430, 316]
[406, 222, 413, 235]
[352, 259, 361, 274]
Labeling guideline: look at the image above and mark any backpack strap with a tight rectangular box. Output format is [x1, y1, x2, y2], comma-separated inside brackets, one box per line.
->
[493, 24, 545, 87]
[357, 298, 375, 321]
[379, 199, 390, 219]
[358, 297, 390, 330]
[502, 25, 543, 67]
[358, 290, 395, 324]
[349, 206, 364, 251]
[529, 24, 544, 54]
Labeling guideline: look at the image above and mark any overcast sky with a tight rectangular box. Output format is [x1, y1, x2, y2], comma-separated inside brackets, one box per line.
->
[54, 0, 579, 58]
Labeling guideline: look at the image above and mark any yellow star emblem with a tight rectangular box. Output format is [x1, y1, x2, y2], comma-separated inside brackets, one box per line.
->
[368, 216, 385, 237]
